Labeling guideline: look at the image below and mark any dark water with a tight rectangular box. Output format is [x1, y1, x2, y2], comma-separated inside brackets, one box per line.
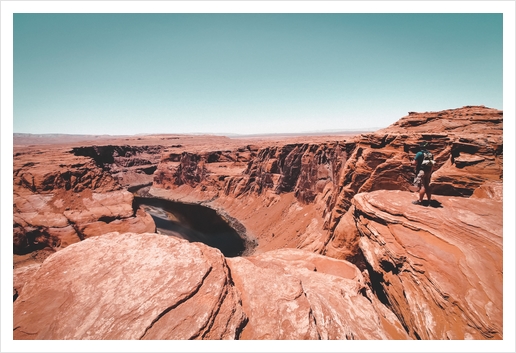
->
[134, 197, 246, 257]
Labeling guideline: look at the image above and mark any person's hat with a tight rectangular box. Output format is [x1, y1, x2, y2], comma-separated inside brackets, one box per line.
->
[419, 141, 428, 148]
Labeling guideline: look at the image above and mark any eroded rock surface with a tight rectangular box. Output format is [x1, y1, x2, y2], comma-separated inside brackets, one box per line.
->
[150, 106, 502, 257]
[13, 146, 157, 255]
[378, 105, 502, 135]
[71, 144, 164, 188]
[13, 232, 408, 340]
[13, 106, 502, 258]
[324, 189, 503, 340]
[227, 249, 409, 340]
[13, 232, 246, 340]
[12, 106, 503, 340]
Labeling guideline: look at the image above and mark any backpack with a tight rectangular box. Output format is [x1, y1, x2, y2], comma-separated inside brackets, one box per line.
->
[420, 150, 435, 170]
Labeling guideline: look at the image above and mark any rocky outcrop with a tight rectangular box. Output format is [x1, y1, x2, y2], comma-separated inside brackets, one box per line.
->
[13, 232, 246, 340]
[13, 263, 42, 301]
[150, 106, 502, 256]
[13, 189, 155, 254]
[154, 146, 257, 192]
[13, 107, 503, 257]
[235, 142, 350, 204]
[325, 106, 502, 230]
[13, 106, 502, 256]
[13, 151, 118, 194]
[153, 107, 501, 206]
[324, 188, 503, 340]
[471, 180, 503, 201]
[13, 231, 409, 340]
[12, 106, 504, 341]
[373, 105, 503, 196]
[14, 180, 503, 340]
[151, 141, 354, 256]
[71, 144, 164, 188]
[226, 249, 409, 339]
[15, 180, 503, 340]
[13, 146, 157, 255]
[378, 105, 502, 135]
[154, 142, 350, 204]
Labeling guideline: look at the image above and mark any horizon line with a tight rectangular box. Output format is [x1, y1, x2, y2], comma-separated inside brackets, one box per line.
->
[12, 127, 381, 138]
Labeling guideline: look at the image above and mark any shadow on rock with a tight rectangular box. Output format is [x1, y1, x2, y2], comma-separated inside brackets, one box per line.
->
[421, 199, 443, 208]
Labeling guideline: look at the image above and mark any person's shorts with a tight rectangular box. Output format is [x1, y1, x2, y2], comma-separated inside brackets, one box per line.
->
[413, 170, 425, 188]
[413, 168, 432, 189]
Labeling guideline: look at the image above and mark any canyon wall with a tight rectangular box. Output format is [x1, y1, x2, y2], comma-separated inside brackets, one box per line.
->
[13, 106, 502, 257]
[12, 106, 504, 340]
[13, 144, 163, 257]
[149, 106, 502, 258]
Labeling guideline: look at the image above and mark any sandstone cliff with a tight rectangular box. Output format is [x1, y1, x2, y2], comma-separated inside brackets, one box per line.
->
[13, 106, 502, 258]
[325, 188, 502, 340]
[149, 106, 502, 257]
[12, 106, 503, 340]
[13, 185, 502, 340]
[13, 145, 160, 257]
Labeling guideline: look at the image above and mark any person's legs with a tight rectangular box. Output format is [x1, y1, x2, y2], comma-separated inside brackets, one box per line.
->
[423, 169, 433, 201]
[425, 187, 432, 201]
[419, 185, 426, 202]
[412, 170, 425, 204]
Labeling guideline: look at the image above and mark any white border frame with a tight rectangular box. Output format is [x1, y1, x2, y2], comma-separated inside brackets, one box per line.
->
[2, 2, 514, 352]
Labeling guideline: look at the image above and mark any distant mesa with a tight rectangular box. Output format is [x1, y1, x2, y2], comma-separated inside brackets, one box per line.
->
[13, 128, 381, 145]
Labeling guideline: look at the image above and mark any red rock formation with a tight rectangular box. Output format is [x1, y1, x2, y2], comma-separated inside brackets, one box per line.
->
[70, 144, 164, 188]
[379, 105, 502, 135]
[13, 232, 246, 340]
[12, 106, 503, 341]
[13, 145, 157, 256]
[150, 141, 352, 256]
[148, 106, 502, 259]
[324, 189, 503, 339]
[227, 249, 409, 339]
[471, 180, 503, 201]
[14, 107, 501, 240]
[373, 105, 503, 196]
[13, 232, 409, 340]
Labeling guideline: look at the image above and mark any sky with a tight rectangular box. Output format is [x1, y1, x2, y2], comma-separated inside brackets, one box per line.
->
[12, 11, 504, 136]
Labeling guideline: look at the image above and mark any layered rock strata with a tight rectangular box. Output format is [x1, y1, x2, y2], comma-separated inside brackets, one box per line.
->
[13, 146, 157, 257]
[13, 182, 502, 340]
[149, 106, 502, 256]
[71, 144, 164, 189]
[13, 106, 502, 258]
[325, 188, 503, 339]
[13, 232, 409, 340]
[12, 106, 503, 340]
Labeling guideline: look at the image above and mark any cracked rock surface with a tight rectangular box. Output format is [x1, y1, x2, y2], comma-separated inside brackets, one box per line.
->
[13, 232, 246, 340]
[325, 189, 503, 339]
[13, 232, 409, 340]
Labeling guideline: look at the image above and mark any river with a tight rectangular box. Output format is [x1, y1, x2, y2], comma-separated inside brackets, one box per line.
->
[133, 196, 247, 257]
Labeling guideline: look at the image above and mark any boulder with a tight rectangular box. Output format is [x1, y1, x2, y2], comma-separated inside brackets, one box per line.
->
[227, 249, 410, 339]
[13, 232, 246, 340]
[13, 232, 410, 340]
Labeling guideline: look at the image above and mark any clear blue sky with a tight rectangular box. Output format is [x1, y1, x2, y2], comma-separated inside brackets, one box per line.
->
[13, 13, 503, 136]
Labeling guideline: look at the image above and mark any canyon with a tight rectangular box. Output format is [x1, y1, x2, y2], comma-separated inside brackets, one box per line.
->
[12, 106, 503, 341]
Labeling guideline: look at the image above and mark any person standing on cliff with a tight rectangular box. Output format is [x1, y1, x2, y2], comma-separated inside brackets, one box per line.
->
[411, 141, 435, 205]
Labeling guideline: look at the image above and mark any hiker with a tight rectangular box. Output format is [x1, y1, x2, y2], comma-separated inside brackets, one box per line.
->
[411, 141, 435, 205]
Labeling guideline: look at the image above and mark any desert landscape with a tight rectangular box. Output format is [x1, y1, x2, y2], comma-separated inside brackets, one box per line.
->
[12, 105, 503, 340]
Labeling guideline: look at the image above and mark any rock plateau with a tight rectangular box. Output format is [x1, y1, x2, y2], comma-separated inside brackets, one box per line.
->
[12, 106, 503, 340]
